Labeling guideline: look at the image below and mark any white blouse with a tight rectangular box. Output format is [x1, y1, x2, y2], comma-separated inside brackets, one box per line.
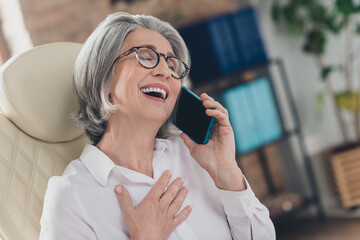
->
[40, 135, 275, 240]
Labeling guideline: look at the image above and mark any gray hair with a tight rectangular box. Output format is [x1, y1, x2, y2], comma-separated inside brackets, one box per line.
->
[72, 12, 190, 145]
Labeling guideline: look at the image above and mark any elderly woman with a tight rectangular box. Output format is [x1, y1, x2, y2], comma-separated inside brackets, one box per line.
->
[40, 12, 275, 240]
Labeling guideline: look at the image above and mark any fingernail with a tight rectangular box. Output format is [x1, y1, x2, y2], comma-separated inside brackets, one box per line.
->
[166, 170, 172, 177]
[115, 185, 123, 194]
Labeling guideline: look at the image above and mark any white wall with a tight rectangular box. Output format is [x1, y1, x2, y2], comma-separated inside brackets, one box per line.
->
[0, 0, 33, 56]
[253, 1, 360, 153]
[253, 0, 360, 217]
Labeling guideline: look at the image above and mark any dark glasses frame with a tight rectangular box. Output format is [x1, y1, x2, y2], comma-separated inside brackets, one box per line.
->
[112, 46, 190, 79]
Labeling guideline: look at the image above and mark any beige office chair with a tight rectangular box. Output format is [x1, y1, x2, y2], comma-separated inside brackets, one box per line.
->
[0, 42, 89, 240]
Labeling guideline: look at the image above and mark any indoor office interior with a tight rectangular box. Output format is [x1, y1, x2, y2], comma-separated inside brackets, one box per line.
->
[1, 0, 360, 239]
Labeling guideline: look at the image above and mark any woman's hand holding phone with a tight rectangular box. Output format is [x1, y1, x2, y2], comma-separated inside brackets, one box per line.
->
[181, 93, 247, 192]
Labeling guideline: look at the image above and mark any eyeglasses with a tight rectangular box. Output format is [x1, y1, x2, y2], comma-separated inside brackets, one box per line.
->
[112, 46, 189, 79]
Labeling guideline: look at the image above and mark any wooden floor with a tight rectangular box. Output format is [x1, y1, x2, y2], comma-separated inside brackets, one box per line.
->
[276, 218, 360, 240]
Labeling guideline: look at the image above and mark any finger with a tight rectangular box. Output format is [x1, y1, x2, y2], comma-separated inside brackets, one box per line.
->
[168, 186, 189, 216]
[200, 93, 228, 117]
[200, 92, 213, 101]
[114, 185, 135, 215]
[172, 206, 192, 228]
[181, 133, 197, 150]
[147, 170, 172, 199]
[159, 177, 184, 206]
[206, 109, 231, 127]
[203, 100, 228, 117]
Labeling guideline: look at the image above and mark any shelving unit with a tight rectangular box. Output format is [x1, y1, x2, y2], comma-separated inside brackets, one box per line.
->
[193, 58, 324, 221]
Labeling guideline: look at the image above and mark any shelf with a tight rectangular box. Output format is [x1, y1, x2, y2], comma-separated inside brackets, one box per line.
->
[262, 192, 305, 219]
[192, 62, 270, 95]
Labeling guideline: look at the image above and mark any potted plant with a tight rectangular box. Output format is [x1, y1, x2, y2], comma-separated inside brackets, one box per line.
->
[271, 0, 360, 208]
[272, 0, 360, 144]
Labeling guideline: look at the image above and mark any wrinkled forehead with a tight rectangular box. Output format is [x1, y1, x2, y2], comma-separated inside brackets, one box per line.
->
[122, 28, 174, 56]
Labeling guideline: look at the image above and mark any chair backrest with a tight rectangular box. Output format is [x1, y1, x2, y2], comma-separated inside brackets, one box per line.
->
[0, 42, 89, 240]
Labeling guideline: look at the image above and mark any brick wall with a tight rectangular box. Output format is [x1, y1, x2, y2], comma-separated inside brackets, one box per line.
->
[115, 0, 245, 28]
[0, 0, 248, 57]
[18, 0, 110, 45]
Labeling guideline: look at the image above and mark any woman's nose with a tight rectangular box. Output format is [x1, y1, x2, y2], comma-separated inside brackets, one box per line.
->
[151, 57, 172, 79]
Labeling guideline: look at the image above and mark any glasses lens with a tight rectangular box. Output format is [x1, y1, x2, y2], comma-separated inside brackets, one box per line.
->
[168, 57, 186, 79]
[137, 48, 158, 68]
[136, 47, 188, 79]
[167, 57, 179, 77]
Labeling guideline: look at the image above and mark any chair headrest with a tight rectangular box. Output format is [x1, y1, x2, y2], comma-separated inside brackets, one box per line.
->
[0, 42, 84, 143]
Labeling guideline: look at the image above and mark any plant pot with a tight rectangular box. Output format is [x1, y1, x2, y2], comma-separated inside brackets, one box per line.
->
[330, 143, 360, 208]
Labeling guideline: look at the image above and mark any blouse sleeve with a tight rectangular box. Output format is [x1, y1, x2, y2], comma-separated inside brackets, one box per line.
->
[217, 178, 276, 240]
[39, 177, 97, 240]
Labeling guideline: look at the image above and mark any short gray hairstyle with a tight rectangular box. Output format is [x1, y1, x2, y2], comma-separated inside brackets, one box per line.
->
[73, 12, 190, 145]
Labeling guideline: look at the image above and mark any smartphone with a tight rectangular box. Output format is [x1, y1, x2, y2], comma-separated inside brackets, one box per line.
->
[172, 86, 215, 144]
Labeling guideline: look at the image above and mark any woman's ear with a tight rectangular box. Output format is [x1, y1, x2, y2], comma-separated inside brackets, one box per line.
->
[108, 93, 113, 103]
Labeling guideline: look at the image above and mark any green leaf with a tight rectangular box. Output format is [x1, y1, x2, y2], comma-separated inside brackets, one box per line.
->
[282, 5, 298, 25]
[336, 0, 356, 15]
[321, 66, 333, 80]
[303, 29, 326, 55]
[326, 13, 347, 34]
[356, 23, 360, 34]
[335, 91, 360, 113]
[292, 0, 308, 6]
[309, 3, 328, 24]
[271, 2, 281, 22]
[279, 4, 307, 35]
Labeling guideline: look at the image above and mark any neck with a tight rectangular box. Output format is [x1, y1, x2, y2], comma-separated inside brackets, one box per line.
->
[96, 113, 162, 178]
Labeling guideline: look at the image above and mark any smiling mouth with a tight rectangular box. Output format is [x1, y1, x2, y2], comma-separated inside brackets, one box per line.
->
[140, 87, 168, 100]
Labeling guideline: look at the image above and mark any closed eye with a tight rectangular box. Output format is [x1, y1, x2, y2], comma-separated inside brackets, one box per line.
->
[167, 58, 178, 72]
[139, 56, 152, 61]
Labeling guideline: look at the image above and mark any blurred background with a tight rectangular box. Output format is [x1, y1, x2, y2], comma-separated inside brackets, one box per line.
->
[1, 0, 360, 239]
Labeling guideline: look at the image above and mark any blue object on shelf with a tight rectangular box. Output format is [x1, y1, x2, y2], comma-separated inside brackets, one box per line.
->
[228, 7, 268, 68]
[208, 17, 240, 75]
[223, 77, 282, 153]
[179, 15, 239, 86]
[223, 83, 261, 152]
[178, 6, 267, 87]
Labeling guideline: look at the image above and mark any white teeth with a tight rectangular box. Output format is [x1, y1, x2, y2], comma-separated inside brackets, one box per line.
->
[140, 87, 167, 99]
[161, 89, 167, 99]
